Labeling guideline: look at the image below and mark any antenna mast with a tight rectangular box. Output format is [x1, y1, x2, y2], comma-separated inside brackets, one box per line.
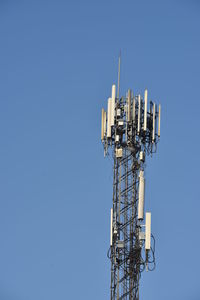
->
[117, 52, 121, 99]
[101, 58, 161, 300]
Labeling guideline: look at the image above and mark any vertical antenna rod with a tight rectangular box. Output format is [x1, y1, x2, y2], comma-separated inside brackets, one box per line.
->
[117, 52, 121, 99]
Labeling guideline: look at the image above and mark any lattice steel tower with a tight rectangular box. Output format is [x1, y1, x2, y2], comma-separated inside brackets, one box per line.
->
[101, 58, 161, 300]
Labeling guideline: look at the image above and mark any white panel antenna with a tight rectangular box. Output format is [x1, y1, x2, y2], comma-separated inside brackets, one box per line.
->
[132, 98, 135, 124]
[137, 95, 141, 134]
[110, 208, 113, 246]
[101, 108, 104, 141]
[103, 111, 107, 137]
[145, 212, 151, 250]
[144, 89, 148, 131]
[111, 85, 116, 126]
[127, 89, 131, 122]
[152, 103, 156, 142]
[138, 170, 145, 220]
[158, 104, 161, 138]
[107, 98, 112, 138]
[140, 151, 145, 162]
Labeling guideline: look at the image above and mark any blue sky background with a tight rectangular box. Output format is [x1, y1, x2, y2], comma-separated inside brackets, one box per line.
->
[0, 0, 200, 299]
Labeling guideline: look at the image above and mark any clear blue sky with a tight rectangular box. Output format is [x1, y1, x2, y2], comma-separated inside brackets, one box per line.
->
[0, 0, 200, 299]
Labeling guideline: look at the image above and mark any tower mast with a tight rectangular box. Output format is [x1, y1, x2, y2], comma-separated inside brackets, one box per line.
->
[101, 58, 161, 300]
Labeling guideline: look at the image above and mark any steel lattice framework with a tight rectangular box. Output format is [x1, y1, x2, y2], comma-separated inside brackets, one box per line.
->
[101, 62, 161, 300]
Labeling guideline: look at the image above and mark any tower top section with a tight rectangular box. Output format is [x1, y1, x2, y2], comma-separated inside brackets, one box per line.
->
[101, 84, 161, 157]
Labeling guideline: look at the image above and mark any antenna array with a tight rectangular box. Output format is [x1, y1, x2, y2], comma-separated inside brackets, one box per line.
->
[101, 67, 161, 300]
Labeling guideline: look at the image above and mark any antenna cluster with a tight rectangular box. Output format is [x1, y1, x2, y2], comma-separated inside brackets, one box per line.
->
[101, 85, 161, 156]
[101, 72, 161, 300]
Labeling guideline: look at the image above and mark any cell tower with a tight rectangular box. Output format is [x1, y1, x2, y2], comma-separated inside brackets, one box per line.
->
[101, 57, 161, 300]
